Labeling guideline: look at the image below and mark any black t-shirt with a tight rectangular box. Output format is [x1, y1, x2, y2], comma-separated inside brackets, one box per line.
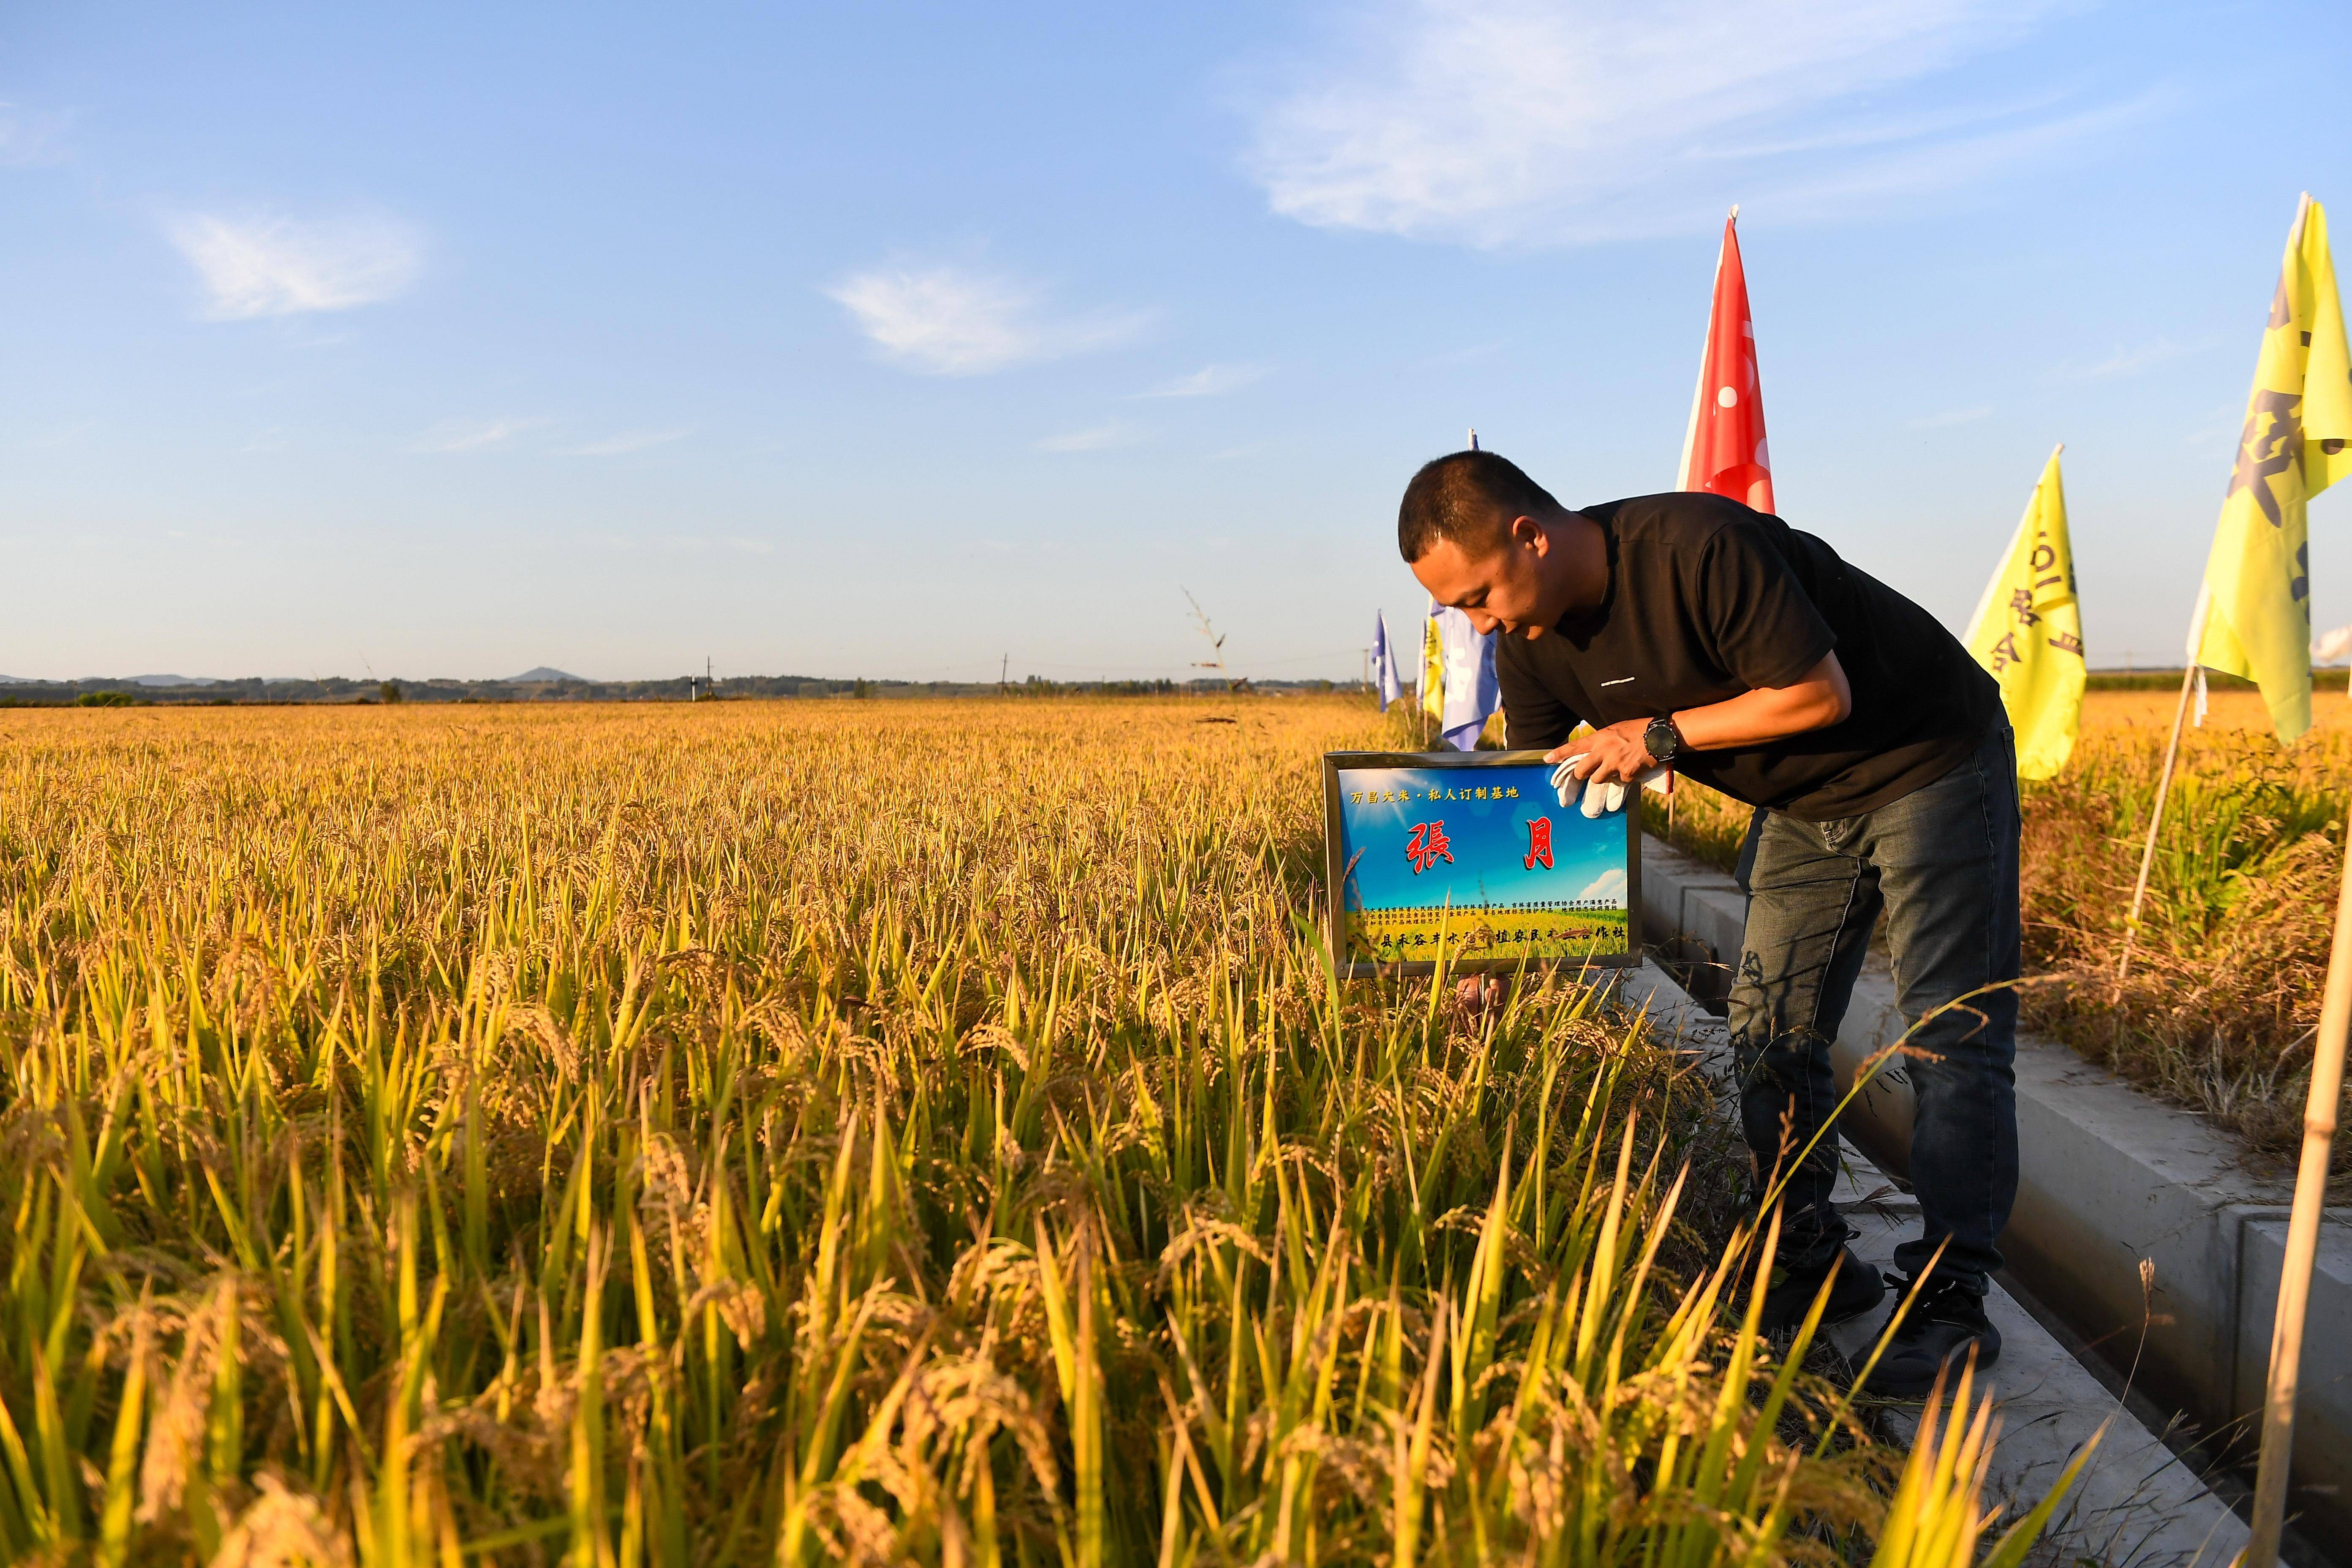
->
[1497, 493, 2000, 821]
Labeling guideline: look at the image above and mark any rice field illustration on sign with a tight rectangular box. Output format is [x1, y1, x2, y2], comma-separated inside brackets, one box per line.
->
[1323, 750, 1641, 974]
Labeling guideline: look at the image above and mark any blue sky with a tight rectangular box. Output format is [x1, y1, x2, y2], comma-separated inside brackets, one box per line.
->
[2, 2, 2347, 682]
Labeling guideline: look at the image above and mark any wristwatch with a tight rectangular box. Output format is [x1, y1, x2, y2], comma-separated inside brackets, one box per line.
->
[1643, 714, 1684, 765]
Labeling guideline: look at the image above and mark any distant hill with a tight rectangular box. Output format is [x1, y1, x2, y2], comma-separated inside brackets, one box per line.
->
[507, 667, 586, 683]
[130, 674, 213, 686]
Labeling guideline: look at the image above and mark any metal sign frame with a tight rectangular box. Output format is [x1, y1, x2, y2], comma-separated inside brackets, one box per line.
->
[1321, 748, 1644, 979]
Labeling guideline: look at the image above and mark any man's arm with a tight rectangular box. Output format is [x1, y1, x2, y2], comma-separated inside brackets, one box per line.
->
[1548, 652, 1851, 784]
[1676, 652, 1851, 748]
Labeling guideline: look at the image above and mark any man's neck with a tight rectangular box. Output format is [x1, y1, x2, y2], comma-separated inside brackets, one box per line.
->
[1549, 510, 1609, 615]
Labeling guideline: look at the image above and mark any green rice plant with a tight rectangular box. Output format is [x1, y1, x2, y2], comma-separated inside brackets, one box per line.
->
[0, 698, 2083, 1564]
[1862, 1350, 2104, 1568]
[2015, 720, 2351, 1164]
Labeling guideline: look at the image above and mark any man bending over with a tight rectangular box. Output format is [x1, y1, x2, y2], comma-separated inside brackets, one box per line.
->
[1399, 449, 2017, 1398]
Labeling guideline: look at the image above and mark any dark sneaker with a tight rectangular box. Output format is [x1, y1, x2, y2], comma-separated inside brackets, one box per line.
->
[1756, 1244, 1886, 1334]
[1858, 1274, 2002, 1398]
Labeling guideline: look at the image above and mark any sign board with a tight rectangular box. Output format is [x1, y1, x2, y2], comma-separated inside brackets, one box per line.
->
[1322, 749, 1642, 977]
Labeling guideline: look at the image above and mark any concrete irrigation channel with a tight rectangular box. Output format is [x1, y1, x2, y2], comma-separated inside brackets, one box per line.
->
[1629, 833, 2352, 1561]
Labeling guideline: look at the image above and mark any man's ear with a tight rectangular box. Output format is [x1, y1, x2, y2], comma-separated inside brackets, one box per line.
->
[1511, 514, 1546, 554]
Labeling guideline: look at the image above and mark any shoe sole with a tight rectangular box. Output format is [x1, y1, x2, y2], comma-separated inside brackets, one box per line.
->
[1760, 1283, 1886, 1337]
[1858, 1342, 2002, 1401]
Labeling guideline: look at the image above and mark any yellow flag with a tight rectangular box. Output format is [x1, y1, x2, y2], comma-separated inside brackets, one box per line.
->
[1964, 446, 2084, 779]
[2190, 196, 2352, 743]
[1420, 602, 1444, 721]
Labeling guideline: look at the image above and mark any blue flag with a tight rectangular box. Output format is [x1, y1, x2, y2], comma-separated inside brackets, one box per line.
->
[1372, 612, 1403, 710]
[1436, 607, 1498, 750]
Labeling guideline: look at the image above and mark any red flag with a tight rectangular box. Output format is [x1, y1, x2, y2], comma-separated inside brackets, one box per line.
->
[1677, 208, 1774, 514]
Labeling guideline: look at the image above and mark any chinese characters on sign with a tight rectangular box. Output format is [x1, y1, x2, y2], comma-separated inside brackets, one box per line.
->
[1349, 785, 1522, 806]
[1524, 817, 1552, 870]
[1405, 821, 1454, 874]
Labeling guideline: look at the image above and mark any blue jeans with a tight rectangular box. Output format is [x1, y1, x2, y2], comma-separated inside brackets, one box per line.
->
[1727, 726, 2021, 1292]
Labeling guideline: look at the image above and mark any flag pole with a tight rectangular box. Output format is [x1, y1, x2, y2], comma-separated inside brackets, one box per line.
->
[2243, 817, 2352, 1568]
[2129, 194, 2322, 988]
[2115, 660, 2197, 988]
[2242, 185, 2330, 1568]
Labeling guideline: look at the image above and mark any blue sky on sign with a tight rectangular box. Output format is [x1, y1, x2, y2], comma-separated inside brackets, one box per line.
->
[2, 2, 2347, 682]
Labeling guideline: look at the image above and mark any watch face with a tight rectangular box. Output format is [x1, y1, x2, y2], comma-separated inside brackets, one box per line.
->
[1646, 719, 1676, 759]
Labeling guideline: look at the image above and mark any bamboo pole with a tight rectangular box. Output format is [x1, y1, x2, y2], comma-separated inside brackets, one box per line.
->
[2116, 662, 2198, 987]
[2243, 819, 2352, 1568]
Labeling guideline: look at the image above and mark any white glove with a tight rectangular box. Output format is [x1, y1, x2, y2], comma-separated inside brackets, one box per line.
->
[1551, 755, 1672, 818]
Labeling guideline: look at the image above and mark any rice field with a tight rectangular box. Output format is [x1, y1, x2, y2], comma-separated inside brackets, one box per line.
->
[0, 697, 2076, 1565]
[1645, 687, 2352, 1169]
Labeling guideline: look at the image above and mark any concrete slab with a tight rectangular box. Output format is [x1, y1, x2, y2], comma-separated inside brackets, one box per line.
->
[1820, 958, 2280, 1442]
[2235, 1217, 2352, 1532]
[1834, 1179, 2246, 1568]
[1634, 834, 2352, 1547]
[1617, 961, 2251, 1568]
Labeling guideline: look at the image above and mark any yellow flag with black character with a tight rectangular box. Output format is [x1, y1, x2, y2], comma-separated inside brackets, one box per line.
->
[1421, 600, 1445, 722]
[1965, 446, 2084, 779]
[2190, 195, 2352, 743]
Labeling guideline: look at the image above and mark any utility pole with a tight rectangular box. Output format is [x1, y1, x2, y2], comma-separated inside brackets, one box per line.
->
[999, 653, 1009, 695]
[1362, 648, 1370, 689]
[706, 656, 713, 700]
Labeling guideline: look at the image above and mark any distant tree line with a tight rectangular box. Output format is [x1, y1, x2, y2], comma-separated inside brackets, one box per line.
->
[2082, 668, 2351, 692]
[0, 673, 1369, 707]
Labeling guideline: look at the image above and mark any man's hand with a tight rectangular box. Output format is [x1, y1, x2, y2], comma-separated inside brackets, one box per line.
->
[1549, 753, 1670, 817]
[1455, 975, 1505, 1018]
[1545, 718, 1655, 785]
[1533, 654, 1852, 798]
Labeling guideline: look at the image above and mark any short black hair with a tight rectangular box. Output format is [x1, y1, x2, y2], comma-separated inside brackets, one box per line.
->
[1397, 450, 1563, 562]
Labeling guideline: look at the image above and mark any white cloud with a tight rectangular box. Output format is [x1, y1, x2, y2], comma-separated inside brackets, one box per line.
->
[1241, 0, 2121, 246]
[1134, 363, 1270, 398]
[559, 428, 690, 457]
[0, 101, 71, 167]
[1576, 867, 1628, 903]
[28, 420, 95, 448]
[826, 261, 1146, 375]
[2055, 335, 2219, 381]
[1036, 421, 1140, 453]
[2184, 400, 2241, 450]
[414, 417, 546, 453]
[168, 210, 422, 319]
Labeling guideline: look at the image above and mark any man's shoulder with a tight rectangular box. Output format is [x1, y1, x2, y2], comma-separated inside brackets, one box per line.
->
[1587, 491, 1777, 551]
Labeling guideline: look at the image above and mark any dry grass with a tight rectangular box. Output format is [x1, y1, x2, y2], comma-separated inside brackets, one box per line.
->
[1644, 690, 2351, 1168]
[0, 697, 2077, 1565]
